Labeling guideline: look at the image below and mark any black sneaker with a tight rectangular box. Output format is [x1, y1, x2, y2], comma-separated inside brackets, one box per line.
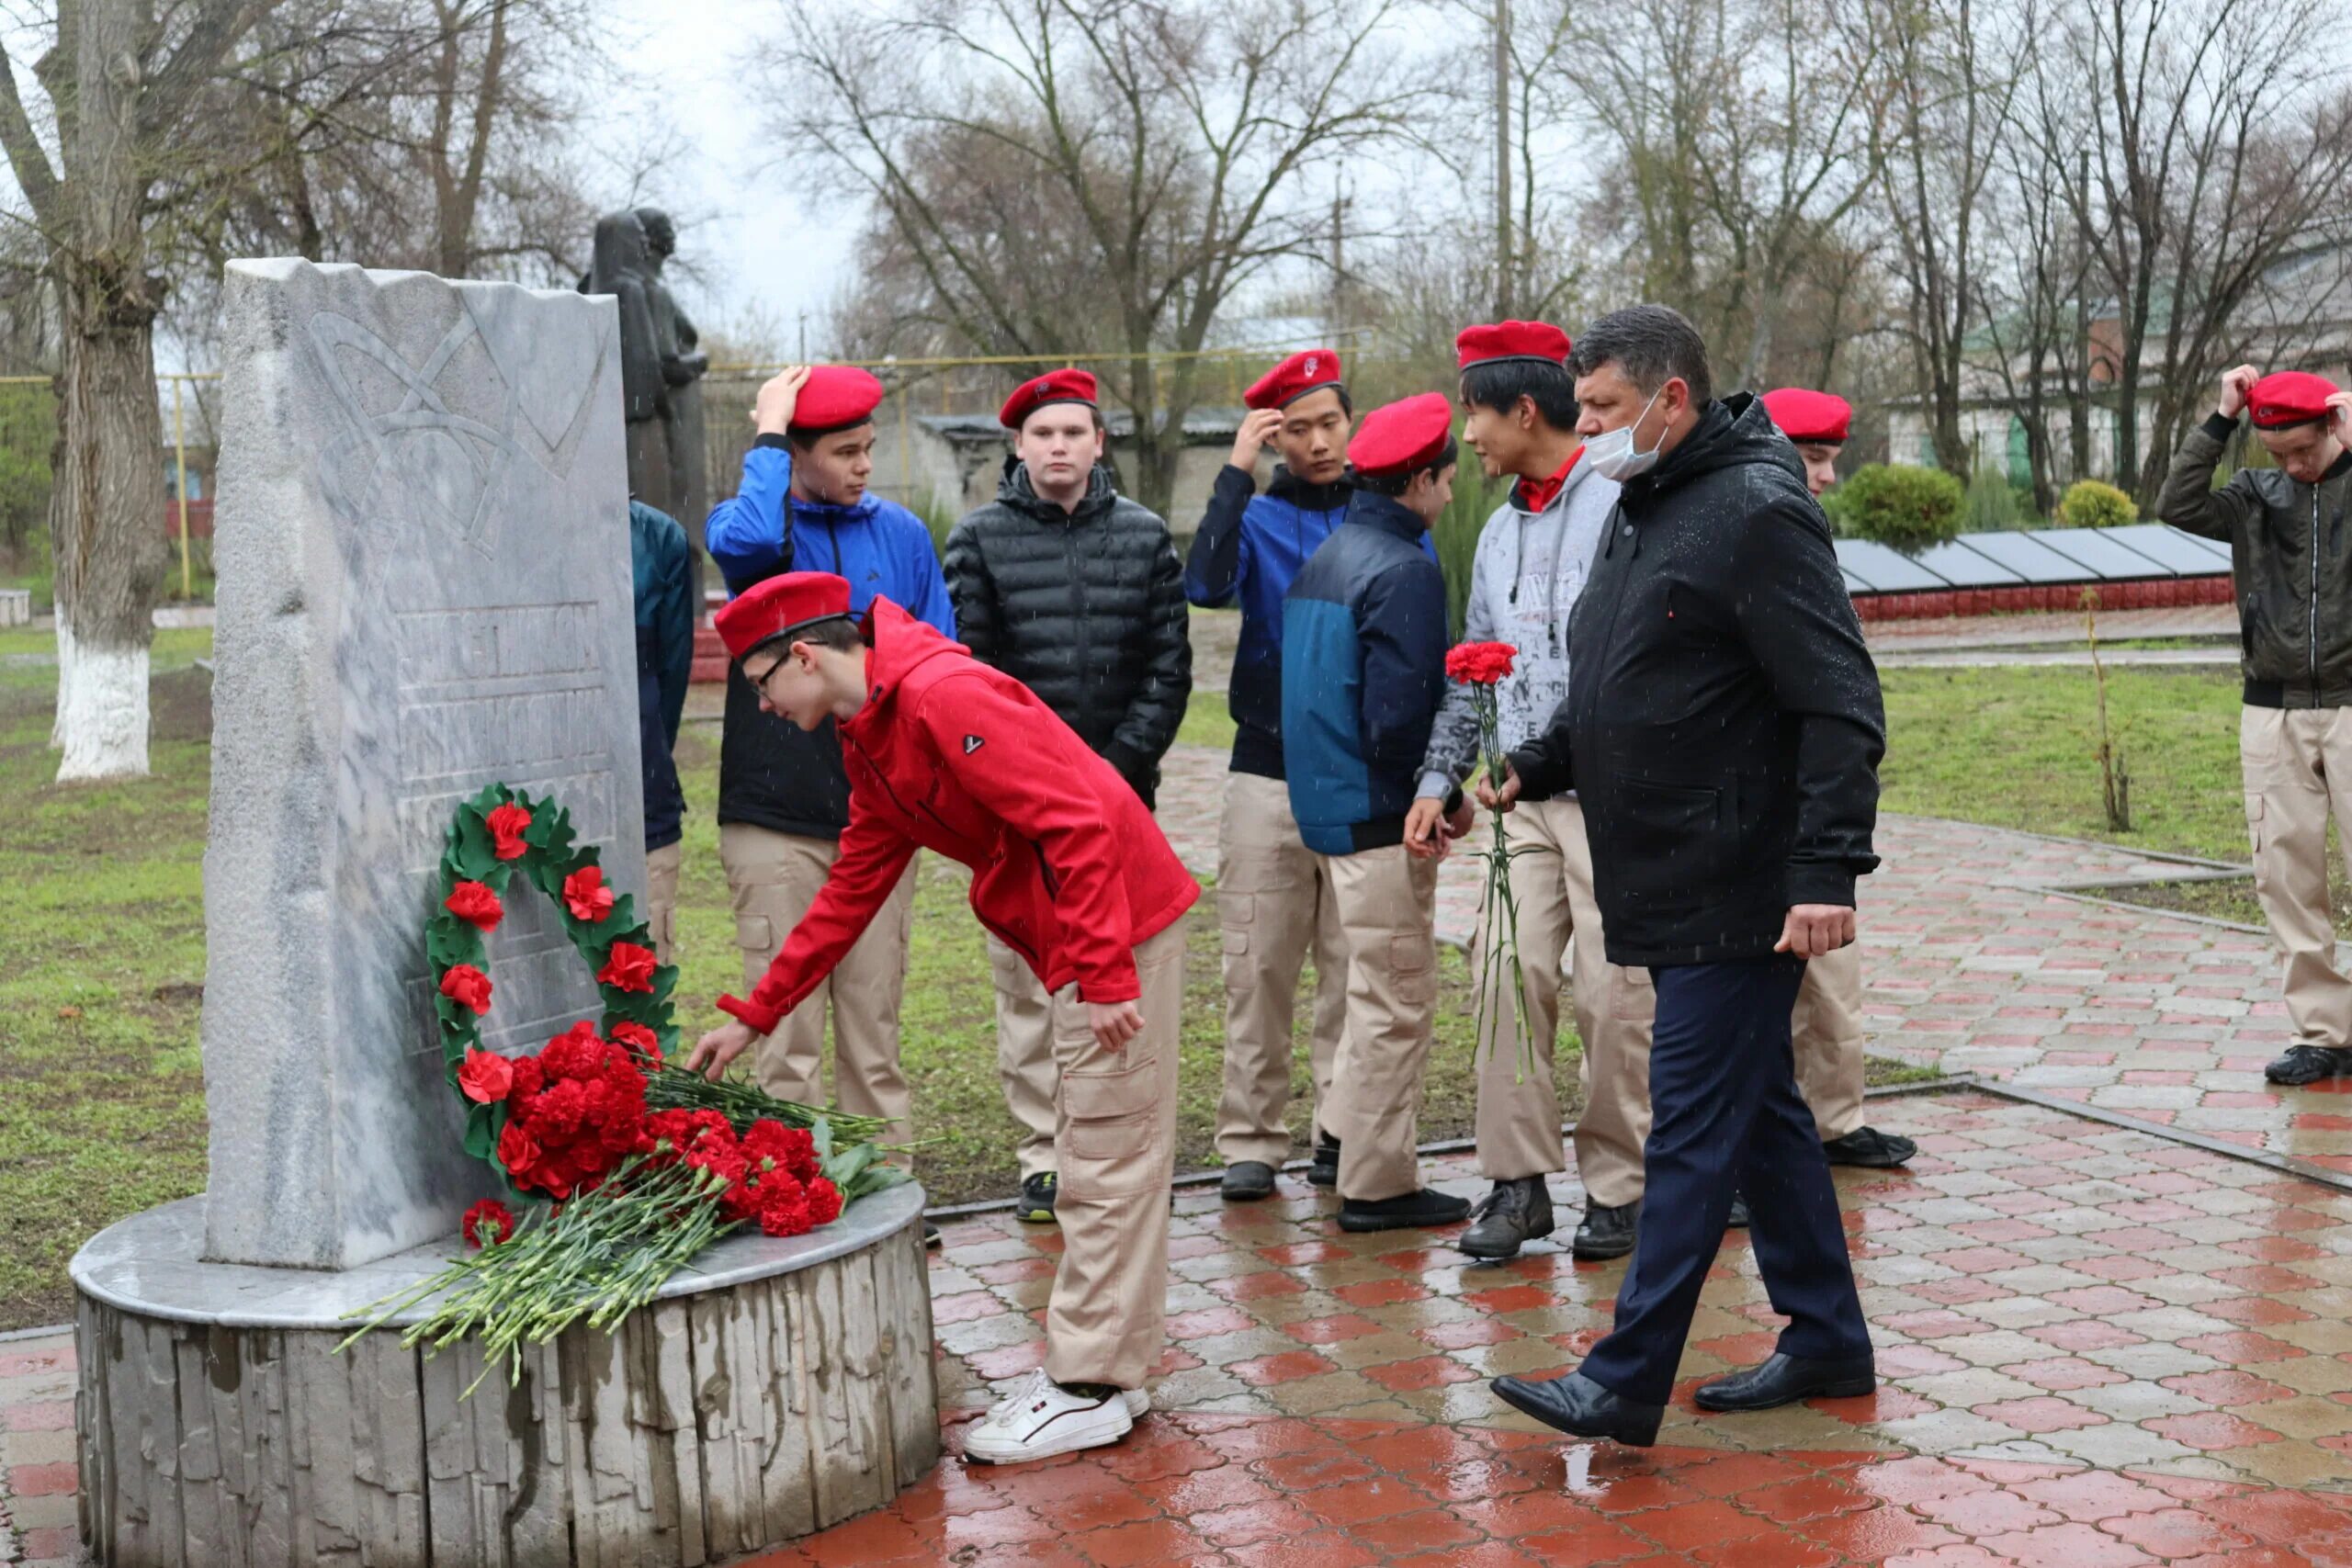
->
[1458, 1177, 1556, 1260]
[1726, 1192, 1750, 1229]
[1571, 1201, 1637, 1260]
[2267, 1044, 2352, 1087]
[1015, 1171, 1058, 1224]
[1220, 1160, 1276, 1201]
[1337, 1188, 1472, 1233]
[1306, 1134, 1340, 1189]
[923, 1222, 942, 1247]
[1822, 1125, 1917, 1168]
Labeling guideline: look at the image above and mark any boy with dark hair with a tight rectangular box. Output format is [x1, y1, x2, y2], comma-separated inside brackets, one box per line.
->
[704, 365, 956, 1146]
[1187, 348, 1360, 1201]
[1406, 321, 1657, 1263]
[689, 570, 1198, 1463]
[945, 369, 1192, 1222]
[1285, 392, 1470, 1234]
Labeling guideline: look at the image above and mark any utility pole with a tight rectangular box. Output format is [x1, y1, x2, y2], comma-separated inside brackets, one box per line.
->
[2072, 148, 2092, 485]
[797, 310, 810, 364]
[1494, 0, 1512, 318]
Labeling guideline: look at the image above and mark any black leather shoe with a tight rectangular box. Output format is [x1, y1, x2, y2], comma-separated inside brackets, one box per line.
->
[1306, 1134, 1340, 1189]
[1220, 1160, 1276, 1201]
[1459, 1177, 1555, 1260]
[1727, 1192, 1750, 1229]
[1822, 1125, 1918, 1167]
[1694, 1350, 1876, 1412]
[1571, 1201, 1637, 1260]
[1338, 1187, 1472, 1233]
[2267, 1044, 2352, 1086]
[1492, 1371, 1663, 1447]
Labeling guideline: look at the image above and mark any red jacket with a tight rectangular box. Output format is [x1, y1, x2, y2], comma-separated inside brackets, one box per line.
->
[718, 599, 1201, 1035]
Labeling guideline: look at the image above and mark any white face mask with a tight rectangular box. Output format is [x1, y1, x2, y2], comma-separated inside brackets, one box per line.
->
[1586, 385, 1667, 482]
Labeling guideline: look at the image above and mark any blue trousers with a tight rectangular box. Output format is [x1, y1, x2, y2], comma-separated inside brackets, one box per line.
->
[1579, 957, 1871, 1405]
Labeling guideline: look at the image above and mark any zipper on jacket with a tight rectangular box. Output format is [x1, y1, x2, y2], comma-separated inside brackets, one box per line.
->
[1065, 523, 1091, 722]
[2312, 487, 2322, 688]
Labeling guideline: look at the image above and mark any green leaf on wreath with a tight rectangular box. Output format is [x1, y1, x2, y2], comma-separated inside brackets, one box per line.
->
[528, 802, 578, 865]
[451, 810, 499, 882]
[425, 914, 483, 973]
[463, 1100, 499, 1159]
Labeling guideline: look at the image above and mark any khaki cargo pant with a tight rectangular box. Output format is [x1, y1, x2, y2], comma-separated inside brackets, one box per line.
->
[989, 936, 1065, 1181]
[644, 839, 683, 965]
[1317, 843, 1442, 1202]
[1213, 773, 1348, 1168]
[1042, 919, 1186, 1390]
[2242, 705, 2352, 1050]
[719, 824, 920, 1141]
[1792, 942, 1867, 1143]
[1469, 795, 1657, 1206]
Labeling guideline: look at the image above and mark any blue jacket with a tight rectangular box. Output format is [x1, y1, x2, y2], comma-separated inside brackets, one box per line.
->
[1281, 492, 1452, 854]
[631, 501, 695, 852]
[706, 438, 956, 839]
[1188, 463, 1437, 779]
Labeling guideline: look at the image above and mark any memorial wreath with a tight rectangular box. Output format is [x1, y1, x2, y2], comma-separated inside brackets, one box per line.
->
[344, 782, 906, 1387]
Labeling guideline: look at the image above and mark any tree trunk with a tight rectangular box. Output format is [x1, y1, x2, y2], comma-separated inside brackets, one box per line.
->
[51, 0, 168, 782]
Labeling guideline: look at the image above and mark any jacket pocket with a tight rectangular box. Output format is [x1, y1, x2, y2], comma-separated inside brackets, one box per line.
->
[1610, 779, 1728, 904]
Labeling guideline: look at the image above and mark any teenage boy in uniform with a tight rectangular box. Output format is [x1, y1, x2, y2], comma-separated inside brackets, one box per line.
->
[1187, 348, 1357, 1200]
[689, 570, 1198, 1464]
[1757, 386, 1917, 1169]
[944, 369, 1192, 1223]
[1284, 391, 1471, 1234]
[1405, 321, 1657, 1263]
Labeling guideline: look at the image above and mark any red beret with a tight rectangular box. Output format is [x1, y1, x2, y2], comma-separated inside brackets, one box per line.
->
[1349, 392, 1456, 479]
[1000, 367, 1100, 431]
[1760, 387, 1852, 445]
[2249, 370, 2340, 429]
[1244, 348, 1344, 411]
[1456, 320, 1572, 371]
[787, 366, 885, 434]
[714, 571, 854, 662]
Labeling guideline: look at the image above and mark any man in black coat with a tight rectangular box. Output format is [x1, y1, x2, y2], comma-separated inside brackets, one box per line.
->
[1486, 305, 1884, 1447]
[944, 368, 1193, 1222]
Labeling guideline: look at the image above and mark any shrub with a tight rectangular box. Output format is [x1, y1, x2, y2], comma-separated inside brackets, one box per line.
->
[1962, 463, 2021, 533]
[2054, 479, 2136, 530]
[1825, 463, 1963, 555]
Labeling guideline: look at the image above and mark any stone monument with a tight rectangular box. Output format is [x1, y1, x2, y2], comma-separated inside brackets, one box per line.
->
[68, 260, 937, 1568]
[200, 258, 646, 1271]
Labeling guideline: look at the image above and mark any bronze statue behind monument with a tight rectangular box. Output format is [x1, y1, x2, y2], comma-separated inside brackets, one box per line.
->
[582, 209, 710, 582]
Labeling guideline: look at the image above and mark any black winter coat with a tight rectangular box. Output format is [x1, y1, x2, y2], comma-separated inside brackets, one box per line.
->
[942, 458, 1192, 807]
[1508, 394, 1884, 967]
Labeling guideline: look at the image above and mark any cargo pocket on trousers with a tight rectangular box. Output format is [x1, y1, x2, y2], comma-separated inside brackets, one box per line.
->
[735, 914, 774, 955]
[1389, 935, 1436, 1009]
[1062, 1051, 1161, 1197]
[1221, 892, 1253, 958]
[2245, 793, 2266, 858]
[1611, 965, 1655, 1021]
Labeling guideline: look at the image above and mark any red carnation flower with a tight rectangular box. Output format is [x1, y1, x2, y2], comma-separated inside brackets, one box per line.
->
[443, 879, 503, 931]
[597, 941, 658, 993]
[458, 1046, 513, 1104]
[461, 1198, 515, 1248]
[439, 964, 492, 1014]
[608, 1020, 662, 1065]
[758, 1173, 813, 1237]
[1444, 641, 1519, 685]
[562, 864, 616, 924]
[486, 802, 533, 861]
[496, 1120, 544, 1183]
[804, 1176, 842, 1228]
[540, 1019, 605, 1078]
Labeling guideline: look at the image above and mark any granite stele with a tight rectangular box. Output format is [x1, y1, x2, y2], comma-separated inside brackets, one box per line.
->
[68, 261, 937, 1568]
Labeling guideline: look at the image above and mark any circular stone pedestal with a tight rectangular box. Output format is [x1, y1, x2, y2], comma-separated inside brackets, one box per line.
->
[69, 1185, 937, 1568]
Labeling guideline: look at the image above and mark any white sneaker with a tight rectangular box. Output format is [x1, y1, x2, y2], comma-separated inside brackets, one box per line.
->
[965, 1369, 1134, 1464]
[1124, 1386, 1149, 1419]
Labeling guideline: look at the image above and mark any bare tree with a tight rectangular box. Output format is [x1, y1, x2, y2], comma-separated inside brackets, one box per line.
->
[766, 0, 1426, 514]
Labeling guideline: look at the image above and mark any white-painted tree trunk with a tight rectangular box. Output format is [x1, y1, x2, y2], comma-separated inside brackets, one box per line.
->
[49, 610, 71, 749]
[54, 635, 147, 781]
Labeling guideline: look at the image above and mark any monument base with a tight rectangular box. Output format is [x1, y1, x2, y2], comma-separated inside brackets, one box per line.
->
[70, 1185, 938, 1568]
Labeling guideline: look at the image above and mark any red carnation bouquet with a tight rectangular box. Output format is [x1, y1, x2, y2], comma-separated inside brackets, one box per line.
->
[346, 781, 902, 1390]
[1444, 640, 1537, 1079]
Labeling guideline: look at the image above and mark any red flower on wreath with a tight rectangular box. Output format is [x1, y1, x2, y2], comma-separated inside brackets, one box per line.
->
[458, 1046, 513, 1103]
[608, 1020, 662, 1065]
[1444, 640, 1519, 685]
[598, 941, 658, 993]
[486, 802, 533, 860]
[562, 864, 616, 923]
[461, 1198, 515, 1248]
[497, 1120, 545, 1185]
[444, 879, 503, 931]
[439, 964, 492, 1014]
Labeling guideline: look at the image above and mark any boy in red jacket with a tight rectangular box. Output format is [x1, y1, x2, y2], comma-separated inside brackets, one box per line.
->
[688, 571, 1199, 1465]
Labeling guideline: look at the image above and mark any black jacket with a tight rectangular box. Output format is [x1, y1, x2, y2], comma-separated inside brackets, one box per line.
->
[1508, 394, 1884, 967]
[2156, 412, 2352, 706]
[943, 458, 1192, 807]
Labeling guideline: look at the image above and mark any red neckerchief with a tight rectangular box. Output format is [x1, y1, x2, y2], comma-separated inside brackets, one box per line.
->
[1513, 448, 1582, 513]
